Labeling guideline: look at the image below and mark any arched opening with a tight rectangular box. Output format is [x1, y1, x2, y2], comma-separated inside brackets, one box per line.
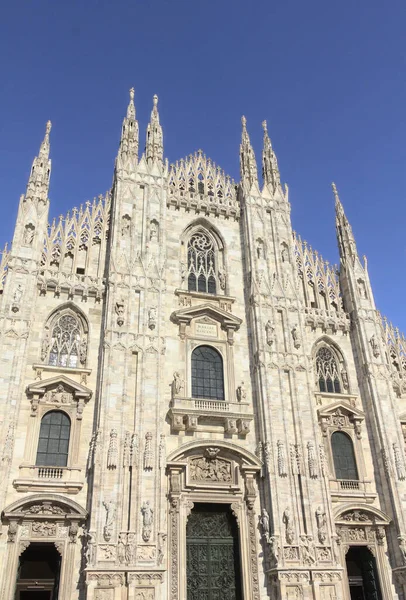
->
[191, 346, 224, 400]
[15, 543, 61, 600]
[331, 431, 358, 481]
[316, 345, 342, 393]
[346, 546, 382, 600]
[186, 503, 242, 600]
[36, 411, 71, 467]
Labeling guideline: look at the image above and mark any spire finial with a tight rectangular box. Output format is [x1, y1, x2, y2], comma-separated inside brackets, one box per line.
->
[334, 182, 358, 262]
[145, 93, 163, 165]
[262, 120, 268, 133]
[332, 182, 340, 204]
[262, 119, 281, 192]
[117, 87, 139, 165]
[129, 87, 134, 100]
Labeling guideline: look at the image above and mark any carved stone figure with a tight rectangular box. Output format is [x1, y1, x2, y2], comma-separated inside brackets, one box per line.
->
[370, 335, 380, 358]
[150, 219, 158, 241]
[7, 522, 18, 542]
[291, 325, 301, 349]
[13, 284, 23, 304]
[398, 535, 406, 565]
[23, 223, 35, 245]
[300, 535, 316, 565]
[172, 371, 184, 397]
[157, 532, 167, 565]
[116, 299, 125, 326]
[126, 533, 135, 564]
[265, 320, 275, 347]
[269, 535, 280, 566]
[141, 501, 154, 542]
[218, 270, 226, 290]
[102, 499, 116, 541]
[316, 506, 327, 544]
[117, 533, 126, 564]
[2, 422, 14, 464]
[236, 381, 246, 402]
[68, 522, 79, 543]
[283, 508, 294, 545]
[79, 338, 87, 365]
[277, 439, 287, 477]
[307, 440, 317, 478]
[121, 214, 130, 237]
[189, 454, 232, 483]
[393, 441, 406, 480]
[41, 332, 50, 361]
[259, 508, 270, 542]
[148, 307, 157, 329]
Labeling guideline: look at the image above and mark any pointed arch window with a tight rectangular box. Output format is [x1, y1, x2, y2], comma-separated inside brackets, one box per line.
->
[192, 345, 224, 400]
[48, 313, 82, 368]
[187, 232, 217, 294]
[331, 431, 358, 480]
[36, 411, 71, 467]
[316, 346, 342, 393]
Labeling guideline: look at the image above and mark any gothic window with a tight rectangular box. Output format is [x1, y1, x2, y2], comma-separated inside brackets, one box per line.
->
[331, 431, 358, 480]
[316, 346, 342, 393]
[192, 345, 224, 400]
[187, 232, 217, 294]
[46, 311, 87, 368]
[36, 411, 71, 467]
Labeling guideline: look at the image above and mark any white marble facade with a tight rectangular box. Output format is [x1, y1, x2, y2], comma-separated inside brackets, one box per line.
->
[1, 90, 406, 600]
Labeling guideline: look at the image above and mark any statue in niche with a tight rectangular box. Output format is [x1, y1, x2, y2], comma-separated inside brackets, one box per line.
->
[358, 279, 367, 299]
[370, 335, 380, 358]
[102, 499, 116, 541]
[315, 507, 327, 544]
[218, 270, 226, 290]
[121, 215, 130, 238]
[141, 501, 154, 542]
[126, 533, 135, 564]
[172, 371, 184, 397]
[236, 381, 246, 402]
[41, 332, 50, 361]
[283, 507, 295, 544]
[257, 242, 264, 260]
[281, 244, 288, 263]
[13, 284, 23, 304]
[291, 325, 301, 349]
[265, 320, 275, 347]
[23, 223, 35, 246]
[150, 219, 159, 241]
[117, 533, 126, 564]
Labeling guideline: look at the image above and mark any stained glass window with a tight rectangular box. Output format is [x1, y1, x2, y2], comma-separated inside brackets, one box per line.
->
[187, 232, 217, 295]
[48, 313, 81, 368]
[316, 346, 341, 393]
[192, 346, 224, 400]
[36, 411, 71, 467]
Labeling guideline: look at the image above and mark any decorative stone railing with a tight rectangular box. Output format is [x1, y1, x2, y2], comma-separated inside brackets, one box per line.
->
[169, 397, 253, 436]
[14, 465, 83, 494]
[329, 478, 375, 502]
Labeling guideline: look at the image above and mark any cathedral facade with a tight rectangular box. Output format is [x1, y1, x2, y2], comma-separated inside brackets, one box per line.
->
[1, 89, 406, 600]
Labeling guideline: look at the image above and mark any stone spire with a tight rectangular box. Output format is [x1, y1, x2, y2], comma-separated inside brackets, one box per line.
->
[145, 94, 163, 166]
[333, 182, 358, 262]
[240, 116, 258, 188]
[25, 120, 52, 204]
[117, 87, 139, 166]
[262, 120, 281, 192]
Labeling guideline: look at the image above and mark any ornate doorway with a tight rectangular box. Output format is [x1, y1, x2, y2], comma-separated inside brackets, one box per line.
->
[346, 546, 382, 600]
[15, 543, 61, 600]
[186, 503, 242, 600]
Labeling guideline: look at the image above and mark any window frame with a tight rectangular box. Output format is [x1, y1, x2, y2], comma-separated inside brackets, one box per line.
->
[191, 345, 225, 401]
[41, 305, 89, 370]
[35, 409, 72, 467]
[330, 430, 359, 481]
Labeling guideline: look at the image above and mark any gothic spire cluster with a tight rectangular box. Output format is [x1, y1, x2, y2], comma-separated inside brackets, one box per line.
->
[25, 120, 52, 204]
[145, 94, 163, 166]
[333, 183, 358, 262]
[239, 116, 258, 188]
[117, 87, 139, 166]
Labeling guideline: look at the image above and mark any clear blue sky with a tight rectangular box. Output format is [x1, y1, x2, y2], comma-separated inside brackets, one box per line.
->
[1, 0, 405, 331]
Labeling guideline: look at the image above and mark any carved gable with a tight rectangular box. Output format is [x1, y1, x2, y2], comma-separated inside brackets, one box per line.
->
[170, 303, 242, 343]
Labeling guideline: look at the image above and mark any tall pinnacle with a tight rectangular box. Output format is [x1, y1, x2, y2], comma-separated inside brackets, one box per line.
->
[145, 94, 163, 165]
[25, 121, 52, 204]
[262, 120, 281, 192]
[118, 87, 139, 166]
[240, 116, 258, 188]
[333, 182, 358, 262]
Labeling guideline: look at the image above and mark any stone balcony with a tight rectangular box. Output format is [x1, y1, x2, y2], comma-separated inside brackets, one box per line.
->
[329, 478, 376, 503]
[14, 465, 83, 494]
[168, 397, 253, 436]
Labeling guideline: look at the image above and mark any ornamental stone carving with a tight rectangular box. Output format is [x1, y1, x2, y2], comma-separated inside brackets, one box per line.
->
[393, 441, 406, 480]
[172, 371, 184, 397]
[148, 307, 157, 330]
[102, 499, 115, 541]
[277, 439, 287, 477]
[316, 506, 327, 544]
[291, 325, 301, 349]
[307, 440, 317, 478]
[107, 429, 118, 469]
[370, 335, 380, 358]
[116, 298, 125, 326]
[283, 508, 295, 545]
[236, 381, 246, 402]
[259, 508, 270, 541]
[189, 450, 232, 483]
[265, 320, 275, 347]
[144, 432, 154, 470]
[32, 521, 57, 537]
[141, 501, 154, 542]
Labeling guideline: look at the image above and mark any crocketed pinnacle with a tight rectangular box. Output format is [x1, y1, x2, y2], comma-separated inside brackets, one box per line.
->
[145, 94, 163, 165]
[262, 120, 280, 192]
[25, 121, 52, 203]
[240, 116, 258, 188]
[333, 182, 358, 262]
[118, 87, 139, 165]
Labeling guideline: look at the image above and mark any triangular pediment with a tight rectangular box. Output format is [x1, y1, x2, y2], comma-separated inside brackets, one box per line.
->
[171, 303, 242, 329]
[318, 400, 364, 420]
[26, 374, 92, 400]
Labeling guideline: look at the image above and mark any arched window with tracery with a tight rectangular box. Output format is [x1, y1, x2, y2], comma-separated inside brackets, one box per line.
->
[44, 307, 88, 369]
[191, 345, 224, 400]
[36, 411, 71, 467]
[187, 232, 217, 294]
[316, 346, 342, 393]
[331, 431, 358, 480]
